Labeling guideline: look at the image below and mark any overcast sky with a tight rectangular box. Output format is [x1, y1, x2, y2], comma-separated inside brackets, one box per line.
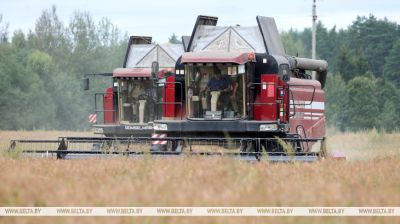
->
[1, 0, 399, 42]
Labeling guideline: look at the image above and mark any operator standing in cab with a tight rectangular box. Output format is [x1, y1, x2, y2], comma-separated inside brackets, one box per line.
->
[129, 82, 144, 122]
[200, 66, 231, 111]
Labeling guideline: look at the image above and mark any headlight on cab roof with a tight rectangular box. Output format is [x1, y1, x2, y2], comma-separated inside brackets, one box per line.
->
[259, 124, 277, 131]
[154, 123, 168, 131]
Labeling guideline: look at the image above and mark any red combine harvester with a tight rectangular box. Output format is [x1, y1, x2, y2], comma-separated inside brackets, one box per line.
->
[9, 16, 332, 162]
[149, 15, 328, 161]
[85, 36, 184, 137]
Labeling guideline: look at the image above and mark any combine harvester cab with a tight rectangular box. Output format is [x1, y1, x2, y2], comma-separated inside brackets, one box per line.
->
[151, 15, 329, 162]
[89, 36, 184, 137]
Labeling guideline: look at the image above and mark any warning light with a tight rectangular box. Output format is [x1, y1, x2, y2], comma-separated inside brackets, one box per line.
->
[248, 53, 256, 61]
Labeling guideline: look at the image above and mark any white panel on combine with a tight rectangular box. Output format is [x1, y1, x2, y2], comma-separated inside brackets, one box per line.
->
[163, 43, 185, 61]
[157, 47, 178, 68]
[229, 29, 254, 52]
[191, 26, 227, 51]
[190, 25, 267, 53]
[126, 43, 184, 69]
[126, 44, 155, 68]
[304, 101, 325, 110]
[234, 26, 266, 52]
[203, 30, 230, 51]
[135, 47, 158, 67]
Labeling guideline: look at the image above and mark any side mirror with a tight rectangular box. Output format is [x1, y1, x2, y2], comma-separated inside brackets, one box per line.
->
[82, 78, 90, 90]
[279, 64, 291, 82]
[151, 61, 159, 80]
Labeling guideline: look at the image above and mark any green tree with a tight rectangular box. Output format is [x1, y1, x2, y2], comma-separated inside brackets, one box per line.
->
[168, 33, 181, 44]
[0, 8, 130, 130]
[376, 101, 397, 132]
[0, 43, 56, 129]
[68, 11, 99, 75]
[346, 15, 400, 77]
[29, 6, 70, 69]
[324, 74, 347, 127]
[27, 50, 53, 79]
[66, 11, 127, 129]
[338, 76, 379, 131]
[281, 31, 305, 56]
[375, 78, 400, 131]
[299, 28, 312, 58]
[97, 17, 121, 47]
[375, 78, 398, 109]
[316, 22, 330, 60]
[334, 45, 371, 82]
[334, 45, 354, 82]
[12, 30, 26, 49]
[93, 18, 126, 70]
[383, 39, 400, 85]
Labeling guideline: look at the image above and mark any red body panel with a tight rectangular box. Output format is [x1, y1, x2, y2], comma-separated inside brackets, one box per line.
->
[163, 76, 176, 117]
[103, 87, 115, 124]
[253, 75, 278, 121]
[288, 78, 326, 140]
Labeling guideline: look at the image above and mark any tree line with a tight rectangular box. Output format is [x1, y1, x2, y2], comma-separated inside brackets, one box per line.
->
[0, 8, 399, 131]
[0, 6, 127, 130]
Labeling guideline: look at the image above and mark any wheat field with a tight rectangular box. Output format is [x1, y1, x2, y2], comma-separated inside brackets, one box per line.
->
[0, 130, 399, 224]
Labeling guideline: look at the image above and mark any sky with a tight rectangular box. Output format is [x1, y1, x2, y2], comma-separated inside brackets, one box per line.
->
[1, 0, 399, 42]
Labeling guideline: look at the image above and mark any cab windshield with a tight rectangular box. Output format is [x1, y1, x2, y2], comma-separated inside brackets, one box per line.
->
[118, 79, 155, 124]
[185, 64, 245, 120]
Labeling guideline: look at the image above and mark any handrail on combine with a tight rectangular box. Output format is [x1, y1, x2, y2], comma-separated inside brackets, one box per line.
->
[155, 81, 184, 120]
[288, 84, 316, 118]
[94, 92, 117, 124]
[288, 84, 316, 106]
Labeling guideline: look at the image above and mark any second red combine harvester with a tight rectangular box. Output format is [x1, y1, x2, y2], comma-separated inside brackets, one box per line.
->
[150, 15, 328, 161]
[86, 36, 184, 137]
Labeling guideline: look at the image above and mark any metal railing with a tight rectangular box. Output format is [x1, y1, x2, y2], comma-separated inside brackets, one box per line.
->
[155, 81, 184, 120]
[94, 92, 117, 124]
[247, 82, 287, 121]
[288, 84, 316, 118]
[6, 136, 325, 162]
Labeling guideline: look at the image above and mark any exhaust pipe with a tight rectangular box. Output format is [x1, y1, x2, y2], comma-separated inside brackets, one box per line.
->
[290, 57, 328, 88]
